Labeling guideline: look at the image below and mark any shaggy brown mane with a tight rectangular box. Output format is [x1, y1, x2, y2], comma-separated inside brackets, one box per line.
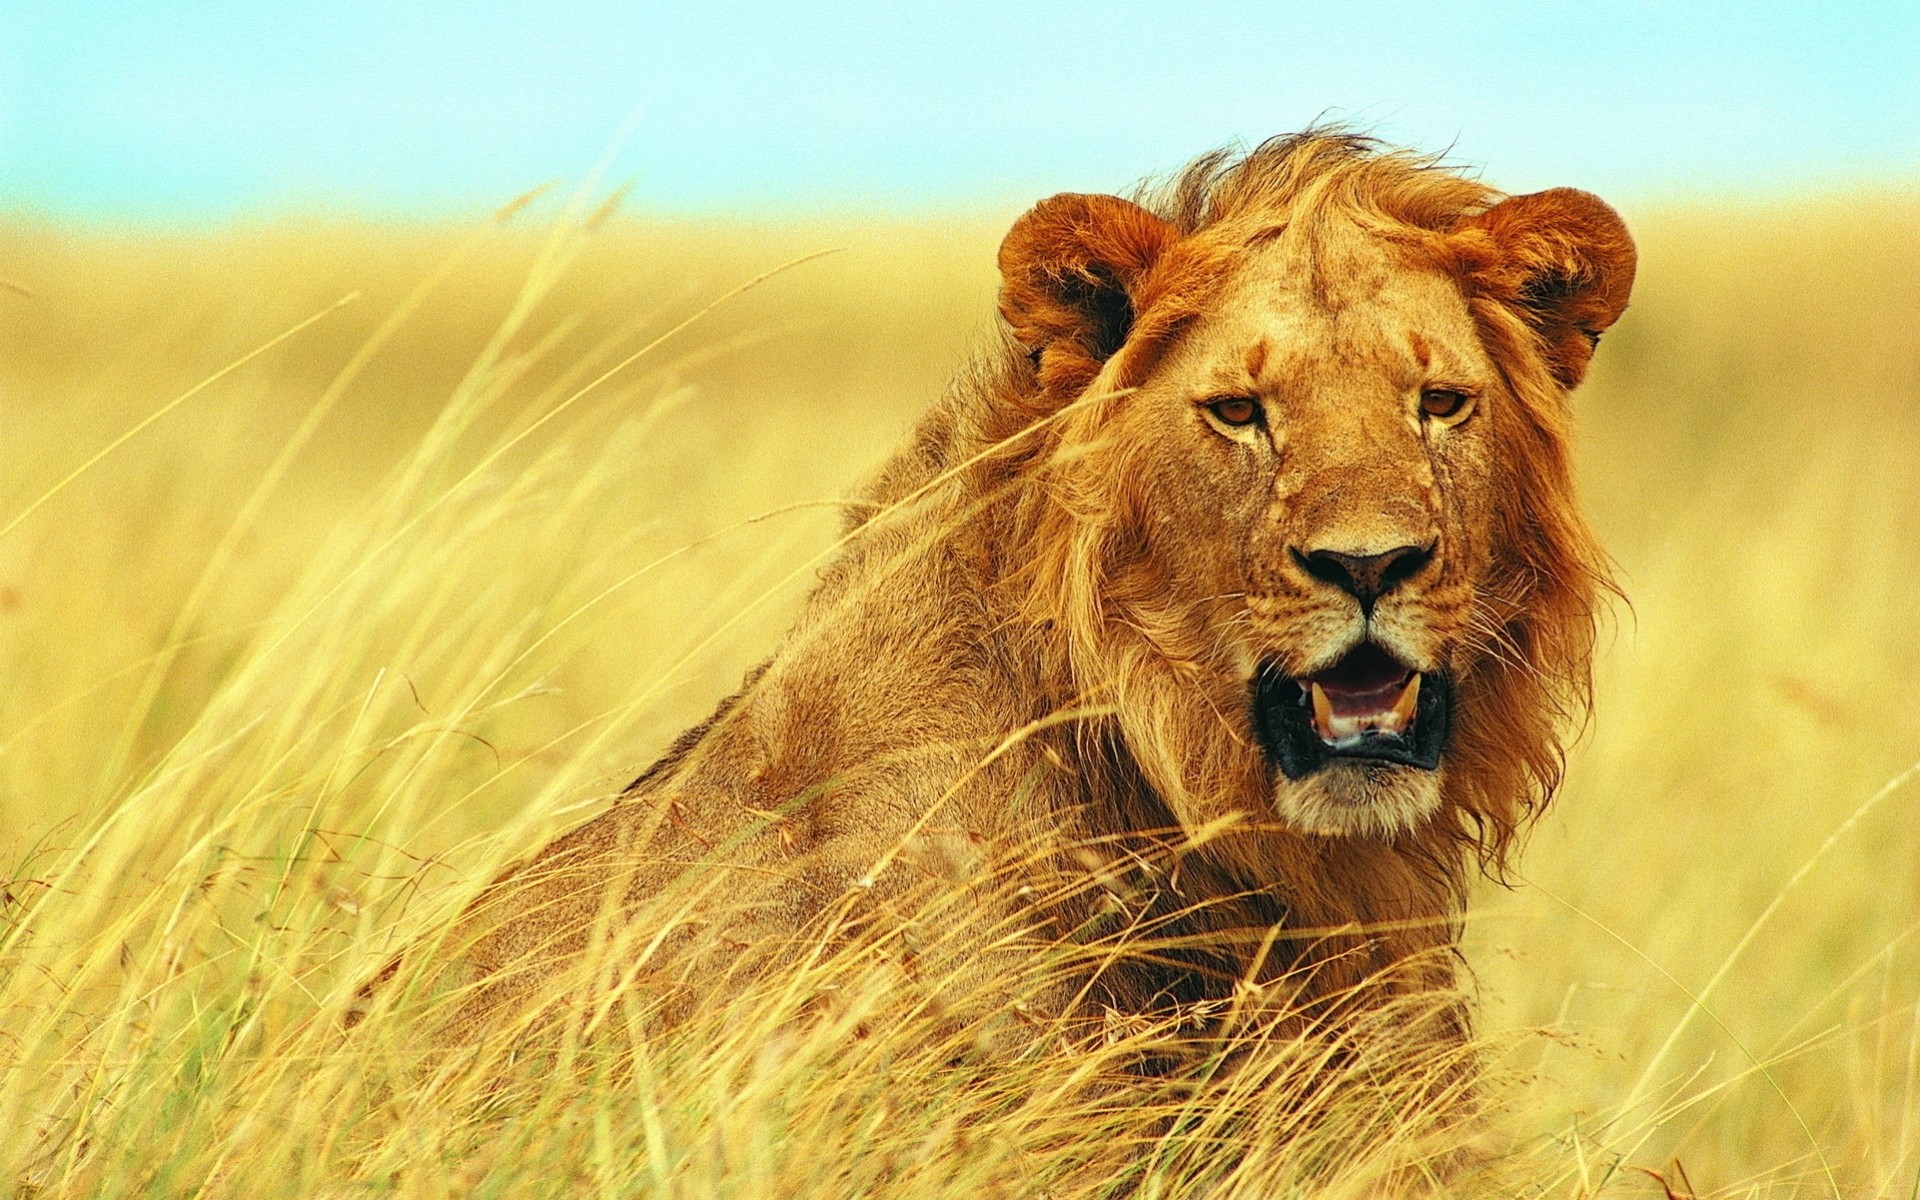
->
[876, 131, 1611, 875]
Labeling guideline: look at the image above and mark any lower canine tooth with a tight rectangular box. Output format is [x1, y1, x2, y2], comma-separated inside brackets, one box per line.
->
[1309, 681, 1334, 740]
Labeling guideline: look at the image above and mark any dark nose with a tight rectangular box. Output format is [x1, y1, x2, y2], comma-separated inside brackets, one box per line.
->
[1293, 543, 1435, 612]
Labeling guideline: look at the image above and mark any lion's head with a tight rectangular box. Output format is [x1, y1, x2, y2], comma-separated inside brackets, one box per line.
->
[994, 134, 1633, 856]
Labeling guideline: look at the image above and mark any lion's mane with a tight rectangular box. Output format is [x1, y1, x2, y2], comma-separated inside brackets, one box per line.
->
[850, 131, 1615, 1006]
[422, 131, 1628, 1047]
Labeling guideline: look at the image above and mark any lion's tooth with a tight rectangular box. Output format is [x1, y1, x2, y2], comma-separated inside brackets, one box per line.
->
[1388, 673, 1421, 732]
[1309, 681, 1334, 741]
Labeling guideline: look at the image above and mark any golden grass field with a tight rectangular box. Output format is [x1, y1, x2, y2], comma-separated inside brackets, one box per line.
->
[1, 188, 1917, 1196]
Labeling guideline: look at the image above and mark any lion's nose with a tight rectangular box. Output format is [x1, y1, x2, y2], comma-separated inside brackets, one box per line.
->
[1292, 543, 1435, 612]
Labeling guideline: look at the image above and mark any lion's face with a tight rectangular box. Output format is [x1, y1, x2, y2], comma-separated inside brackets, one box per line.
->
[1000, 178, 1634, 842]
[1117, 220, 1502, 834]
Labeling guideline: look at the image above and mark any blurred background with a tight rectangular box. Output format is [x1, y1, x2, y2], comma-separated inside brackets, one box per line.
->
[3, 2, 1920, 1193]
[6, 0, 1919, 219]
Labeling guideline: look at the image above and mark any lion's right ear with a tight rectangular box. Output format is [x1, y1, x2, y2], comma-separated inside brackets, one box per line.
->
[997, 193, 1179, 397]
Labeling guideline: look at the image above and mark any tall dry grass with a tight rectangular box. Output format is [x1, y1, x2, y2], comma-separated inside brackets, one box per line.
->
[0, 188, 1916, 1196]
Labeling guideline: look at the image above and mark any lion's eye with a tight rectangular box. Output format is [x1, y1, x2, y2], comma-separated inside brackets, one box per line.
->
[1419, 388, 1471, 420]
[1205, 397, 1262, 427]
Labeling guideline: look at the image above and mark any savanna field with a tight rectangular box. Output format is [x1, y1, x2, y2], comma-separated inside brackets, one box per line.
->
[1, 190, 1918, 1196]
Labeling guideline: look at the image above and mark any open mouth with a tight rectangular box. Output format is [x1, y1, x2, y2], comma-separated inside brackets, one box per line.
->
[1249, 643, 1451, 779]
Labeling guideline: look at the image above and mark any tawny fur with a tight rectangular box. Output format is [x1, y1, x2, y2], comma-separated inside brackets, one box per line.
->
[419, 132, 1636, 1052]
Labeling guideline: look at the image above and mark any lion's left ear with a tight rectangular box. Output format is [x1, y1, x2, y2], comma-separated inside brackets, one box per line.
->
[1455, 188, 1637, 388]
[998, 192, 1180, 397]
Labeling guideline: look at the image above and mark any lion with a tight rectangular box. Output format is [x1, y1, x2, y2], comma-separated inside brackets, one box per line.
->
[391, 131, 1634, 1062]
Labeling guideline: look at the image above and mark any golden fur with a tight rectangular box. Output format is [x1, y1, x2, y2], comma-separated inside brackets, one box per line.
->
[405, 132, 1635, 1050]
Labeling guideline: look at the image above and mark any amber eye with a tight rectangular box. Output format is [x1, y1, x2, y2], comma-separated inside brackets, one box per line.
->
[1205, 396, 1262, 427]
[1419, 388, 1471, 420]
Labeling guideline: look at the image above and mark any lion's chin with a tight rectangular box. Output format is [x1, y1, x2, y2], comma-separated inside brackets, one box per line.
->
[1245, 644, 1454, 837]
[1270, 763, 1445, 839]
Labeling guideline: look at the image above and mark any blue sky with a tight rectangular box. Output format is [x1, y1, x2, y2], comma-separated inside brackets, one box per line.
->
[4, 1, 1917, 221]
